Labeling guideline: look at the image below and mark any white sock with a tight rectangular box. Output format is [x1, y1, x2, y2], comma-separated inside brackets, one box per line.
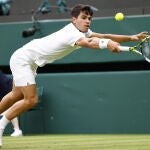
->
[14, 128, 20, 131]
[0, 115, 10, 130]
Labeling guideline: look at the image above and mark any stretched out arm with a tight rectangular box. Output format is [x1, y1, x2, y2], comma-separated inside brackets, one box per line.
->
[91, 31, 148, 43]
[75, 31, 148, 53]
[76, 37, 121, 53]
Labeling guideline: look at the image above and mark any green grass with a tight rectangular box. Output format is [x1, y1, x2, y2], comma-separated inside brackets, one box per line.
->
[2, 134, 150, 150]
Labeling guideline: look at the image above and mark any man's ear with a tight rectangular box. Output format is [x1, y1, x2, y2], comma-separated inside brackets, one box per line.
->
[72, 17, 76, 24]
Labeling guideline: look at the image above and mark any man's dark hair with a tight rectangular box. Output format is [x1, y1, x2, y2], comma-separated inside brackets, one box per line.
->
[71, 4, 93, 18]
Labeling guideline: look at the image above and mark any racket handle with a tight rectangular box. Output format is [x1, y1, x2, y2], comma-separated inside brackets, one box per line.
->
[118, 46, 130, 51]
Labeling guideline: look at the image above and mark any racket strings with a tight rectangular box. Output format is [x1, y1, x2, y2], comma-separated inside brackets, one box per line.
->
[141, 37, 150, 60]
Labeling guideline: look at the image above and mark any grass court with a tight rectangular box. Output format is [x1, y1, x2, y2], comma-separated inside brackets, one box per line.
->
[2, 134, 150, 150]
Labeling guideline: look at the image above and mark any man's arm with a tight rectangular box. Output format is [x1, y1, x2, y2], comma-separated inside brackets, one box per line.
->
[75, 31, 148, 53]
[90, 31, 148, 43]
[76, 37, 121, 53]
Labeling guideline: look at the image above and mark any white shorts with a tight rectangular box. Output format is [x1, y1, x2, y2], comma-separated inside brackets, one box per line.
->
[10, 49, 38, 87]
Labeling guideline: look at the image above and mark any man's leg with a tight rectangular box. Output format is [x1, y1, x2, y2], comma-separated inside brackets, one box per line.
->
[5, 84, 38, 120]
[2, 109, 23, 137]
[10, 117, 23, 137]
[0, 84, 38, 146]
[0, 84, 23, 146]
[0, 83, 24, 114]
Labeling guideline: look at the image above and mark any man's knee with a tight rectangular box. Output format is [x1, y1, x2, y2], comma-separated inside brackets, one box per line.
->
[25, 95, 38, 108]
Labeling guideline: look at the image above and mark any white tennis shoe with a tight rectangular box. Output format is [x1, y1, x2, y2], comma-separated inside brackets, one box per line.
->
[11, 129, 23, 137]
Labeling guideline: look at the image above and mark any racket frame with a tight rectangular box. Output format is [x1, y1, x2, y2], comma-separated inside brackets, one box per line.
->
[119, 36, 150, 62]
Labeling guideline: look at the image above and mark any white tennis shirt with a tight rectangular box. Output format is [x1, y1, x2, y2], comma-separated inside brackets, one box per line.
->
[15, 23, 93, 67]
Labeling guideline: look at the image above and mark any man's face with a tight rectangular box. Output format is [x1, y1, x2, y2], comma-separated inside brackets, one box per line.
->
[72, 11, 92, 33]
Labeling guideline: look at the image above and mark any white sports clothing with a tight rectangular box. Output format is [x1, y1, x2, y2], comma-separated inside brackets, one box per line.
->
[10, 52, 38, 86]
[10, 23, 93, 86]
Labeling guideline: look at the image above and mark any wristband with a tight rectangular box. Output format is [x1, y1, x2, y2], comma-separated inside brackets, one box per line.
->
[99, 39, 110, 49]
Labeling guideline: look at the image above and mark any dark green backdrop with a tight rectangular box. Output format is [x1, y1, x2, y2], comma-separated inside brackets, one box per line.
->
[21, 71, 150, 134]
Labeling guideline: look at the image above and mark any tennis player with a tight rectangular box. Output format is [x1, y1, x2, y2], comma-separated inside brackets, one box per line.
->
[0, 4, 148, 146]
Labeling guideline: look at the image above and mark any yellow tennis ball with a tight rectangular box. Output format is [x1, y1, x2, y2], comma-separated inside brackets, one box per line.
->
[115, 12, 124, 21]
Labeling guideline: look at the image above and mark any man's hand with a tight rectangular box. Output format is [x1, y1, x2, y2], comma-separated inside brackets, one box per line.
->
[130, 31, 148, 41]
[107, 40, 121, 53]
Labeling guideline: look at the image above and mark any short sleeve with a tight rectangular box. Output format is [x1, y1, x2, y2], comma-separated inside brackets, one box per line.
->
[67, 31, 85, 47]
[85, 29, 93, 37]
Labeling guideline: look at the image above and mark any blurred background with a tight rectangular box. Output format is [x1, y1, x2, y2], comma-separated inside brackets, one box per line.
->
[0, 0, 150, 22]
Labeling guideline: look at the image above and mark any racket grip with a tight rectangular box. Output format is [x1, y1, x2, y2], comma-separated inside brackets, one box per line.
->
[118, 46, 130, 51]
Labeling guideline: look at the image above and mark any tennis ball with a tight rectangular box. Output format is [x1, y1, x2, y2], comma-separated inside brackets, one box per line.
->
[115, 12, 124, 21]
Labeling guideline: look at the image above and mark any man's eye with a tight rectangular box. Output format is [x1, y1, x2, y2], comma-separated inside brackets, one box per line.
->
[82, 17, 86, 19]
[89, 18, 92, 21]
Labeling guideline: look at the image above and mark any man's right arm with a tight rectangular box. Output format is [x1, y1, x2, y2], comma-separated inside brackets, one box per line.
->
[75, 37, 121, 53]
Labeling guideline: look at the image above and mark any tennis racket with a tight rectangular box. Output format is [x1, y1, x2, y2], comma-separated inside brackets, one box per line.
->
[119, 36, 150, 62]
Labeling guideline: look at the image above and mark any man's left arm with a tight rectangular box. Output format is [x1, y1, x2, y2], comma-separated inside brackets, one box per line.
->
[90, 31, 148, 43]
